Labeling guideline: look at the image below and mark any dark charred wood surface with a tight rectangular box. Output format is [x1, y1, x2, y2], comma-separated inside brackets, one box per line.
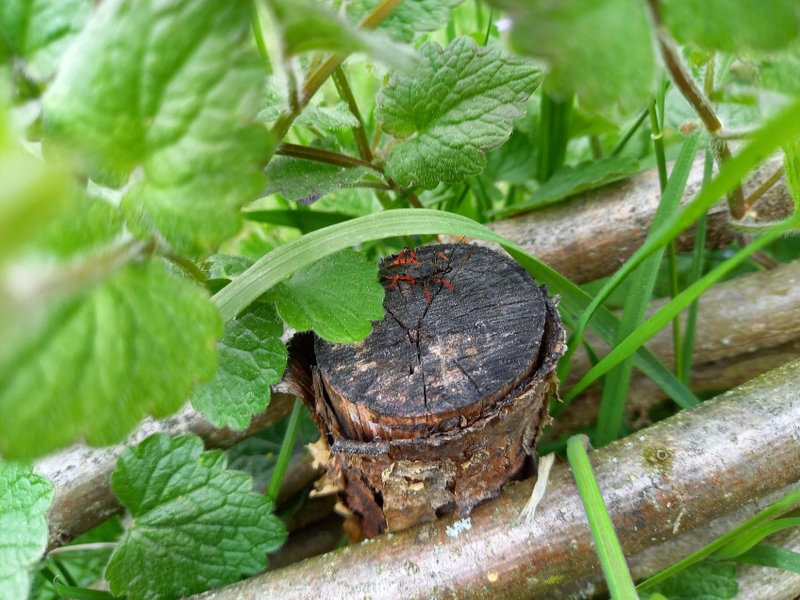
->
[307, 244, 565, 536]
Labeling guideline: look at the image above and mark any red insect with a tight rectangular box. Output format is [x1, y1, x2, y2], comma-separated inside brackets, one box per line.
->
[382, 248, 454, 303]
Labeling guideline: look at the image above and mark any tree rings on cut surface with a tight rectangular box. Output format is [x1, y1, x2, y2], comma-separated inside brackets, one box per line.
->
[296, 244, 565, 538]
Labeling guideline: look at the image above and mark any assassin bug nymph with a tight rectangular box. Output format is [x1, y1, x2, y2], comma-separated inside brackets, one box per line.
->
[381, 247, 455, 303]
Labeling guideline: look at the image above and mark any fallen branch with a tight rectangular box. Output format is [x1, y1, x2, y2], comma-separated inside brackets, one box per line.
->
[192, 359, 800, 599]
[36, 154, 796, 551]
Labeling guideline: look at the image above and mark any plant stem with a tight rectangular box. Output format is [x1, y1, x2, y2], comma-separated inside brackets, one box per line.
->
[645, 0, 746, 219]
[332, 67, 374, 163]
[269, 0, 404, 144]
[680, 150, 713, 384]
[276, 143, 377, 170]
[610, 108, 649, 157]
[266, 398, 304, 504]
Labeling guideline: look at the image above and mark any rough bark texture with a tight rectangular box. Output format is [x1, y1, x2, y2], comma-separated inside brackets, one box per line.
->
[193, 359, 800, 600]
[443, 154, 792, 284]
[36, 155, 798, 561]
[307, 244, 565, 536]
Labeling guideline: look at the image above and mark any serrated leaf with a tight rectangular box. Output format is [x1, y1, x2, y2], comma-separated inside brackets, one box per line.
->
[377, 37, 541, 188]
[649, 561, 738, 600]
[106, 434, 286, 600]
[347, 0, 465, 44]
[0, 259, 221, 459]
[498, 156, 640, 216]
[486, 0, 656, 111]
[662, 0, 800, 53]
[265, 156, 383, 203]
[0, 0, 91, 80]
[264, 248, 384, 342]
[191, 302, 287, 430]
[43, 0, 271, 255]
[0, 462, 53, 600]
[295, 103, 360, 131]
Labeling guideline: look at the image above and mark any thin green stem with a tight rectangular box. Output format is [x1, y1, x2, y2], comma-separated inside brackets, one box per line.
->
[266, 397, 304, 504]
[638, 488, 800, 591]
[276, 143, 377, 170]
[269, 0, 404, 143]
[680, 150, 712, 384]
[567, 436, 638, 599]
[332, 66, 373, 163]
[482, 8, 494, 45]
[251, 1, 273, 73]
[610, 108, 648, 157]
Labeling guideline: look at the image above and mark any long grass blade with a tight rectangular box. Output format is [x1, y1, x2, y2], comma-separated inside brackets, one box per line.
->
[567, 435, 637, 599]
[213, 208, 698, 409]
[595, 134, 700, 445]
[564, 97, 800, 368]
[565, 218, 796, 401]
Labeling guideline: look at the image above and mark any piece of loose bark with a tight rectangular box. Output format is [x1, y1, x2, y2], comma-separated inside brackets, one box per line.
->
[192, 359, 800, 600]
[305, 244, 565, 537]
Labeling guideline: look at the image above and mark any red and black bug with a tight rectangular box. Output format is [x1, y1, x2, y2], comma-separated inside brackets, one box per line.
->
[381, 247, 454, 303]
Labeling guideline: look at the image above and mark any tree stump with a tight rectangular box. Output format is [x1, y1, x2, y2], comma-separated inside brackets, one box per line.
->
[300, 244, 565, 538]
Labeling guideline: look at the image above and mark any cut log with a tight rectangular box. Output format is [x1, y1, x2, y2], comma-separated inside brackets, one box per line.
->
[303, 244, 565, 537]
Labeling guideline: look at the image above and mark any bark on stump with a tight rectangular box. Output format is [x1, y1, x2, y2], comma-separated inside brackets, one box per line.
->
[304, 244, 565, 538]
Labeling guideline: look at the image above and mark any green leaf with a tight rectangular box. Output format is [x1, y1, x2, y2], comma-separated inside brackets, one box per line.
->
[497, 156, 640, 216]
[648, 561, 738, 600]
[191, 302, 287, 430]
[735, 545, 800, 574]
[203, 253, 255, 281]
[212, 208, 697, 411]
[485, 0, 655, 111]
[376, 36, 541, 188]
[43, 0, 271, 255]
[347, 0, 465, 43]
[0, 259, 221, 459]
[295, 103, 360, 131]
[263, 0, 413, 68]
[0, 462, 53, 599]
[265, 156, 383, 203]
[106, 434, 286, 600]
[0, 0, 91, 79]
[662, 0, 800, 53]
[263, 248, 384, 342]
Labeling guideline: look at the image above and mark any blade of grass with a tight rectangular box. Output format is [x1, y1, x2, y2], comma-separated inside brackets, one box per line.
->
[266, 397, 304, 504]
[679, 150, 713, 384]
[594, 133, 700, 445]
[734, 545, 800, 574]
[537, 92, 571, 181]
[565, 217, 796, 401]
[564, 96, 800, 370]
[213, 208, 698, 410]
[243, 209, 356, 232]
[567, 435, 638, 599]
[709, 517, 800, 561]
[637, 474, 800, 590]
